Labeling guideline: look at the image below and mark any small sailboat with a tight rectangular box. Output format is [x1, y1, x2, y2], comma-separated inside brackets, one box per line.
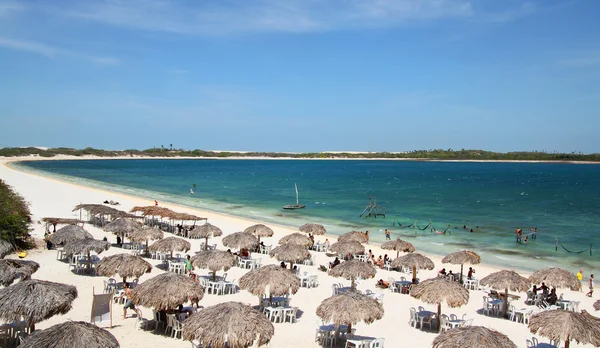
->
[283, 183, 305, 210]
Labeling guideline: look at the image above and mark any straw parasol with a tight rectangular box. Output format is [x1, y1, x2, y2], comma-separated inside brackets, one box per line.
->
[222, 232, 258, 251]
[594, 300, 600, 311]
[130, 272, 204, 310]
[19, 321, 119, 348]
[529, 267, 581, 291]
[269, 243, 311, 269]
[183, 302, 274, 347]
[329, 241, 365, 256]
[529, 309, 600, 348]
[190, 223, 223, 250]
[129, 226, 164, 255]
[50, 225, 92, 245]
[0, 279, 77, 330]
[410, 277, 470, 331]
[479, 270, 530, 318]
[391, 253, 434, 283]
[329, 259, 376, 291]
[299, 223, 326, 235]
[442, 250, 481, 284]
[0, 239, 14, 258]
[244, 224, 274, 244]
[279, 233, 312, 247]
[239, 265, 301, 303]
[0, 259, 40, 286]
[96, 253, 152, 282]
[103, 218, 142, 235]
[432, 326, 517, 348]
[381, 238, 415, 258]
[316, 291, 383, 334]
[338, 231, 368, 244]
[64, 238, 111, 272]
[149, 236, 191, 259]
[191, 250, 237, 281]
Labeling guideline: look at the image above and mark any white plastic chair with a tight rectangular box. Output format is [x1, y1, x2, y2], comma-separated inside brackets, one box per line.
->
[370, 338, 385, 348]
[408, 307, 419, 328]
[152, 310, 165, 331]
[171, 318, 183, 339]
[309, 275, 319, 288]
[286, 307, 298, 323]
[388, 278, 399, 293]
[165, 314, 175, 335]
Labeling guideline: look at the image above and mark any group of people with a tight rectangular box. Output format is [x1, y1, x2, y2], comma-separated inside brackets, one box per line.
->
[367, 249, 389, 269]
[531, 282, 559, 305]
[577, 270, 594, 297]
[438, 267, 475, 282]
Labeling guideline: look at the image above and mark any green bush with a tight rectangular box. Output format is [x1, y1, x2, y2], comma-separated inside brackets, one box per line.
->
[0, 180, 32, 249]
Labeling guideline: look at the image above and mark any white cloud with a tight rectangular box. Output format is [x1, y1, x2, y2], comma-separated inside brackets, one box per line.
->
[0, 0, 24, 17]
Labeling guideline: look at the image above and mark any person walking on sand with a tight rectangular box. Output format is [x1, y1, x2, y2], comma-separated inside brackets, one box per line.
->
[385, 229, 391, 240]
[119, 283, 139, 319]
[577, 270, 583, 291]
[587, 274, 594, 297]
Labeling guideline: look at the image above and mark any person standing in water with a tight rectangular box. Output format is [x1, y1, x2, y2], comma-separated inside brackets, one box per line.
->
[385, 229, 391, 240]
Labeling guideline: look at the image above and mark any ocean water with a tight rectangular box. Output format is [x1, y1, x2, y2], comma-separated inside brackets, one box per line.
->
[16, 159, 600, 273]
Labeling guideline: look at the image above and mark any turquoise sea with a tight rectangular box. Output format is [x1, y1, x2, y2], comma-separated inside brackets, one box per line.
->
[15, 159, 600, 273]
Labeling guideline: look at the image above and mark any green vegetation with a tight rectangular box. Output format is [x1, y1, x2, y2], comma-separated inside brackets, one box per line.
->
[0, 179, 32, 249]
[0, 147, 599, 162]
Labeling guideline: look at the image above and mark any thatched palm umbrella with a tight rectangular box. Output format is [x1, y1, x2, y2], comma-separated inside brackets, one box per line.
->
[329, 241, 365, 256]
[244, 224, 274, 244]
[183, 302, 274, 348]
[529, 267, 581, 291]
[239, 265, 301, 304]
[279, 232, 311, 247]
[480, 270, 530, 318]
[191, 250, 237, 281]
[299, 223, 326, 235]
[529, 309, 600, 348]
[96, 253, 152, 283]
[316, 291, 383, 334]
[381, 238, 415, 258]
[329, 259, 376, 291]
[594, 300, 600, 311]
[0, 239, 13, 259]
[64, 239, 111, 272]
[19, 321, 119, 348]
[391, 253, 434, 283]
[149, 236, 191, 259]
[0, 279, 77, 330]
[441, 250, 481, 284]
[129, 226, 164, 255]
[103, 217, 141, 235]
[0, 259, 40, 286]
[222, 232, 258, 251]
[432, 326, 517, 348]
[269, 243, 311, 270]
[190, 223, 223, 250]
[410, 277, 469, 331]
[338, 231, 368, 243]
[130, 272, 204, 310]
[50, 225, 92, 245]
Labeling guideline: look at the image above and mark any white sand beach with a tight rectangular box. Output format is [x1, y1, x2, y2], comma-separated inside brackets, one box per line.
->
[0, 157, 597, 348]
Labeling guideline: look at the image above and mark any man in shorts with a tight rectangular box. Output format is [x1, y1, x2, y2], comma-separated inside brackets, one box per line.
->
[119, 282, 138, 319]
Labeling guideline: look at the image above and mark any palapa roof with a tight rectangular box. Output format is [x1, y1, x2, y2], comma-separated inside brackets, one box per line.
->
[191, 250, 237, 273]
[130, 272, 204, 310]
[391, 253, 435, 270]
[299, 223, 326, 235]
[182, 302, 274, 347]
[244, 224, 274, 237]
[480, 270, 530, 292]
[238, 264, 301, 297]
[96, 253, 152, 279]
[63, 239, 111, 256]
[222, 232, 258, 250]
[189, 223, 223, 239]
[337, 231, 368, 243]
[170, 212, 206, 221]
[381, 239, 415, 253]
[529, 309, 600, 346]
[528, 267, 580, 291]
[73, 204, 139, 219]
[0, 279, 77, 326]
[410, 277, 469, 307]
[129, 206, 175, 218]
[149, 236, 191, 253]
[103, 218, 142, 234]
[441, 250, 481, 265]
[316, 292, 384, 326]
[329, 241, 365, 255]
[0, 259, 40, 286]
[19, 321, 119, 348]
[129, 227, 164, 243]
[329, 259, 376, 281]
[432, 326, 517, 348]
[269, 243, 311, 262]
[278, 232, 311, 247]
[50, 225, 93, 244]
[41, 217, 82, 225]
[0, 239, 13, 259]
[594, 300, 600, 311]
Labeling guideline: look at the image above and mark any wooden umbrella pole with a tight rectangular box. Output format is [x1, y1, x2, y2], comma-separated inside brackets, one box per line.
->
[460, 264, 464, 284]
[205, 237, 209, 250]
[503, 288, 509, 318]
[437, 303, 441, 331]
[351, 277, 355, 291]
[412, 265, 417, 283]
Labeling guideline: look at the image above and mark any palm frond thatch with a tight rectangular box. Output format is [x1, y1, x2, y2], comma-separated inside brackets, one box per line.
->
[594, 300, 599, 311]
[63, 239, 111, 256]
[410, 277, 469, 307]
[278, 233, 311, 247]
[529, 309, 600, 347]
[129, 227, 164, 243]
[432, 326, 517, 348]
[328, 241, 365, 255]
[381, 238, 415, 255]
[149, 236, 191, 253]
[0, 259, 40, 286]
[103, 218, 142, 234]
[244, 224, 274, 237]
[442, 250, 481, 265]
[0, 239, 13, 259]
[316, 292, 383, 326]
[299, 223, 326, 235]
[391, 253, 434, 270]
[479, 270, 530, 292]
[96, 253, 152, 280]
[189, 223, 223, 239]
[329, 259, 376, 288]
[130, 272, 204, 310]
[41, 217, 81, 226]
[50, 225, 93, 245]
[74, 204, 138, 219]
[528, 267, 581, 291]
[129, 206, 175, 218]
[182, 302, 274, 347]
[191, 250, 237, 274]
[269, 244, 311, 263]
[0, 279, 78, 326]
[238, 265, 301, 297]
[337, 231, 368, 243]
[222, 232, 258, 250]
[19, 321, 119, 348]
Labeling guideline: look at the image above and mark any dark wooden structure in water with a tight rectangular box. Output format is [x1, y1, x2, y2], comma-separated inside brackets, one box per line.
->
[360, 196, 386, 218]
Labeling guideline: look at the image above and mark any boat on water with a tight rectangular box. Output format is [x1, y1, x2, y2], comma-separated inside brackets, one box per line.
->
[283, 183, 305, 210]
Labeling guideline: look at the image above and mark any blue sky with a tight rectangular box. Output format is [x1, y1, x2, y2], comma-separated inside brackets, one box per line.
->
[0, 0, 598, 153]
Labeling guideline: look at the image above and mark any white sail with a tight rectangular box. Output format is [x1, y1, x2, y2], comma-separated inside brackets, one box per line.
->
[295, 183, 299, 205]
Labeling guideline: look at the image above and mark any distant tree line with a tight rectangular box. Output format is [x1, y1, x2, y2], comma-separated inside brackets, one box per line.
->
[0, 146, 599, 162]
[0, 179, 32, 250]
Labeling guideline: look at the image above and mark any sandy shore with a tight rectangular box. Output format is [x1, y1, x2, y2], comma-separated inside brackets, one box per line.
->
[0, 158, 597, 347]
